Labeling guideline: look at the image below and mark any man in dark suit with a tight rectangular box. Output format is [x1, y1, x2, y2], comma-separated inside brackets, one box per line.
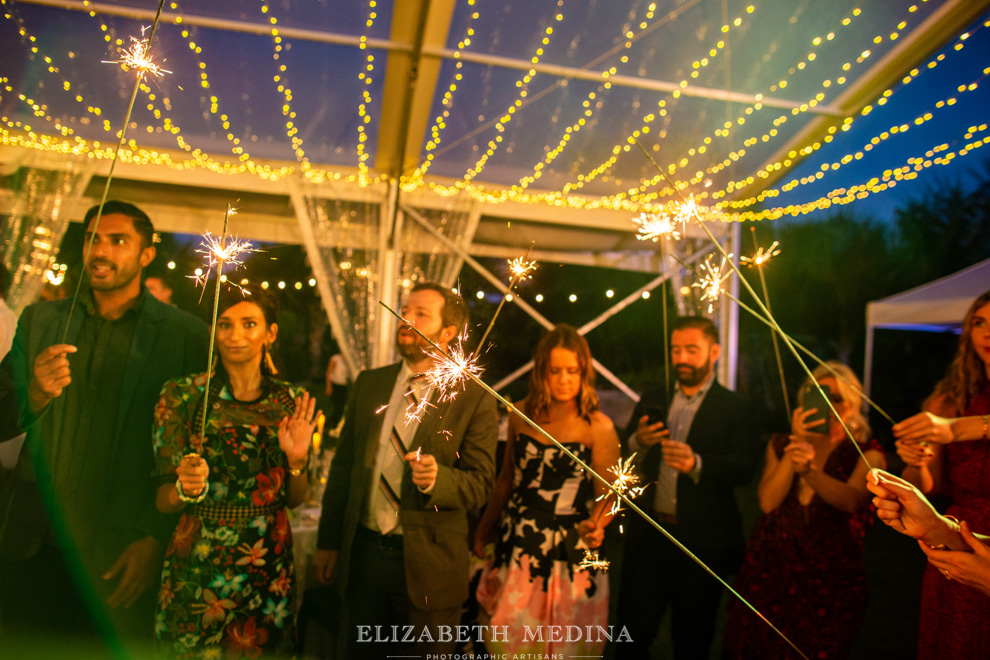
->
[616, 315, 759, 660]
[313, 282, 497, 659]
[0, 201, 208, 654]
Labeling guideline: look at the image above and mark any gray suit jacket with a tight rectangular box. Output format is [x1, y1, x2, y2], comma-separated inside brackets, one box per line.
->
[317, 361, 498, 611]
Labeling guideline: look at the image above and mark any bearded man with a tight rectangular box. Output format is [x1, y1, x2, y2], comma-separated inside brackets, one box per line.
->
[615, 315, 760, 660]
[312, 282, 497, 660]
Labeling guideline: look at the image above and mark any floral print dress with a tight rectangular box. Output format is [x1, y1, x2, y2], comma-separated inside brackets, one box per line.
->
[153, 372, 301, 658]
[476, 434, 608, 657]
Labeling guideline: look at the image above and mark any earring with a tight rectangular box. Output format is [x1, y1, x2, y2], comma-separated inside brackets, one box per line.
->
[263, 343, 278, 375]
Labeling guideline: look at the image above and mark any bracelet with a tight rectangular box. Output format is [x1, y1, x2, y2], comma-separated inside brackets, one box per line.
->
[176, 479, 209, 503]
[289, 457, 309, 478]
[982, 414, 989, 440]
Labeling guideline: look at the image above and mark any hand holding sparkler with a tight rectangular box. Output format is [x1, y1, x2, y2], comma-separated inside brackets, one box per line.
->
[405, 450, 438, 493]
[867, 469, 964, 547]
[176, 453, 209, 499]
[893, 411, 976, 446]
[27, 344, 77, 412]
[278, 392, 321, 473]
[577, 519, 605, 549]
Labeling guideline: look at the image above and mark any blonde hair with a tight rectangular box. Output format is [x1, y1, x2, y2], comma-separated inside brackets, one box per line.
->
[804, 361, 871, 444]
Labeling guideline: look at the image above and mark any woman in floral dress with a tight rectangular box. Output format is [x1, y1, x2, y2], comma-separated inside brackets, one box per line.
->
[153, 288, 318, 657]
[474, 324, 620, 657]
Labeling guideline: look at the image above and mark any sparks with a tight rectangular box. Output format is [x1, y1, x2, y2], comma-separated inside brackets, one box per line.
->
[424, 333, 484, 403]
[741, 241, 781, 268]
[191, 231, 256, 288]
[508, 257, 538, 280]
[595, 454, 646, 516]
[578, 549, 610, 572]
[103, 34, 171, 77]
[634, 212, 682, 242]
[404, 395, 434, 424]
[694, 253, 733, 313]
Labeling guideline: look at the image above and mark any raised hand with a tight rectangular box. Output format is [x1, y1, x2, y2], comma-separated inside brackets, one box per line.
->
[278, 391, 319, 471]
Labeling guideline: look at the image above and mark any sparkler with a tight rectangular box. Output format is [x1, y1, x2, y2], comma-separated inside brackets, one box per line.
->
[379, 299, 808, 660]
[633, 138, 877, 474]
[634, 211, 682, 243]
[693, 252, 733, 314]
[578, 549, 611, 572]
[191, 226, 257, 298]
[743, 231, 790, 418]
[594, 453, 646, 519]
[634, 208, 682, 397]
[196, 204, 251, 443]
[475, 245, 538, 355]
[424, 331, 484, 403]
[740, 240, 781, 268]
[61, 0, 170, 341]
[725, 290, 895, 426]
[103, 33, 172, 77]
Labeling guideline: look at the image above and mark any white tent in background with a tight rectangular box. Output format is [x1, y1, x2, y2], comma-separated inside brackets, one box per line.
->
[863, 258, 990, 393]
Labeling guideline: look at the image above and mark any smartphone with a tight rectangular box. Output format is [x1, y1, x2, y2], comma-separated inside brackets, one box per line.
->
[641, 404, 666, 426]
[799, 383, 831, 433]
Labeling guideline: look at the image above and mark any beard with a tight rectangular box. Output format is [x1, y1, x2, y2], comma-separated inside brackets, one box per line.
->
[395, 326, 439, 363]
[86, 257, 141, 292]
[675, 357, 711, 388]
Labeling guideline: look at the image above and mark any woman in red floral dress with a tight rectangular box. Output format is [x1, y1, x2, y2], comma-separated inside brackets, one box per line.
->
[153, 289, 318, 657]
[897, 289, 990, 659]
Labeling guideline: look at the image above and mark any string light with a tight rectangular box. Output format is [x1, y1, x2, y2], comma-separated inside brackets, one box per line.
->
[1, 2, 984, 226]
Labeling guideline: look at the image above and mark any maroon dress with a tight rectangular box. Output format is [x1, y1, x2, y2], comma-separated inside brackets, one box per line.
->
[917, 384, 990, 660]
[722, 434, 881, 660]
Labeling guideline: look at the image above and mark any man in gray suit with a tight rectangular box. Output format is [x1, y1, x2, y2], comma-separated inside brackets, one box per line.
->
[313, 282, 497, 659]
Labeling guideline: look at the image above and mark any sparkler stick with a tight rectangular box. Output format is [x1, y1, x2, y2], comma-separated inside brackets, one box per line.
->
[197, 204, 238, 443]
[62, 0, 170, 342]
[633, 139, 874, 470]
[660, 239, 670, 399]
[634, 212, 682, 398]
[722, 290, 895, 426]
[663, 247, 894, 426]
[744, 229, 791, 419]
[653, 240, 896, 434]
[379, 300, 810, 660]
[474, 244, 537, 356]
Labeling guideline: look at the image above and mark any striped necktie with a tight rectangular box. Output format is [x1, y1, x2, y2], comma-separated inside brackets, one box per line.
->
[373, 375, 422, 534]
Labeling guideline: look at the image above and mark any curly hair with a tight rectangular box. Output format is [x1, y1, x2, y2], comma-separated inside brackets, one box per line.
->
[524, 324, 599, 423]
[926, 289, 990, 414]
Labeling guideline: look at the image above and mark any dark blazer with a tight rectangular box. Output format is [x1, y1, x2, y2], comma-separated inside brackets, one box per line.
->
[622, 380, 759, 567]
[0, 294, 209, 569]
[317, 361, 498, 611]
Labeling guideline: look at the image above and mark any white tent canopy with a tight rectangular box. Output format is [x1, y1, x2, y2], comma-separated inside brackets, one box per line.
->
[863, 257, 990, 392]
